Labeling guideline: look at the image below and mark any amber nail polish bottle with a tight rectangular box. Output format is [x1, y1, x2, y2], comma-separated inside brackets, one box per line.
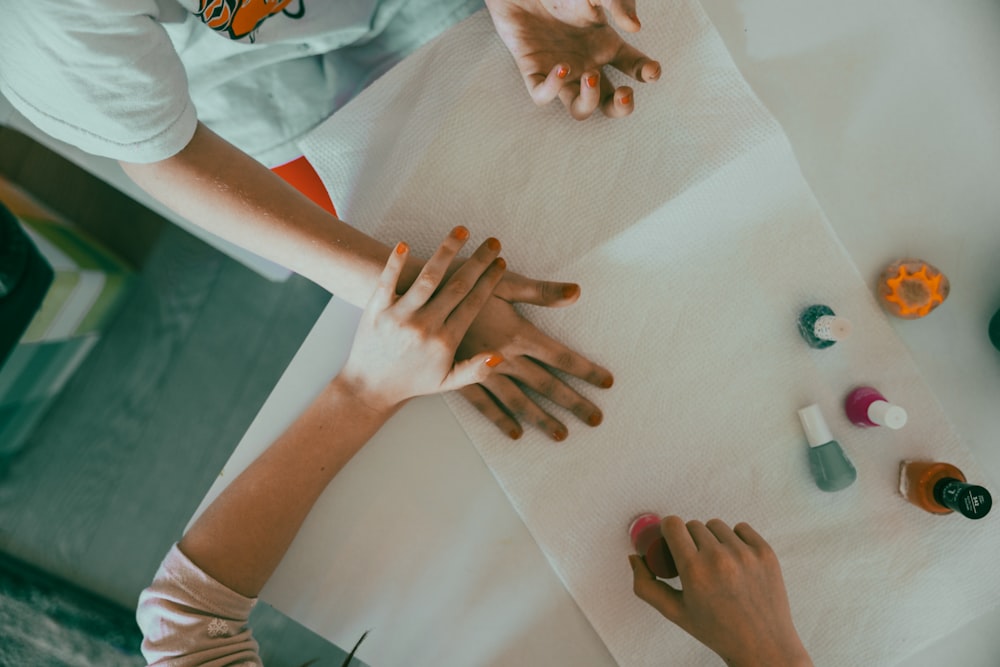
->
[899, 461, 992, 519]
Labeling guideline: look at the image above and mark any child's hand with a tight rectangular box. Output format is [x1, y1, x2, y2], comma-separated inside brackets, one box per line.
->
[338, 226, 507, 414]
[630, 517, 813, 667]
[486, 0, 661, 120]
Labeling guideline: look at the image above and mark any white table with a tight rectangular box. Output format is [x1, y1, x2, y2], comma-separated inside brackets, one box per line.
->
[193, 1, 1000, 664]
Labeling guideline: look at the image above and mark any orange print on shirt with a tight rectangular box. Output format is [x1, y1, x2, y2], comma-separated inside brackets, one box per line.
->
[198, 0, 299, 41]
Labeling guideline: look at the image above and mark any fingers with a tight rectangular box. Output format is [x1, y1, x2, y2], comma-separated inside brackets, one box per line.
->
[683, 519, 719, 552]
[479, 373, 569, 442]
[421, 236, 503, 325]
[443, 255, 507, 335]
[705, 518, 745, 550]
[534, 47, 658, 122]
[660, 515, 698, 568]
[602, 0, 641, 33]
[458, 384, 523, 440]
[559, 70, 603, 121]
[520, 325, 614, 389]
[601, 84, 634, 119]
[527, 63, 572, 107]
[494, 273, 580, 307]
[559, 70, 636, 121]
[504, 357, 604, 427]
[371, 241, 409, 312]
[396, 226, 469, 314]
[610, 42, 661, 83]
[629, 554, 683, 620]
[666, 517, 771, 573]
[734, 521, 772, 552]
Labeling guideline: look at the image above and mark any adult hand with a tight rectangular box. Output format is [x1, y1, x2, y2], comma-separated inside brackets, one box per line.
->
[339, 226, 507, 413]
[485, 0, 661, 120]
[630, 516, 813, 667]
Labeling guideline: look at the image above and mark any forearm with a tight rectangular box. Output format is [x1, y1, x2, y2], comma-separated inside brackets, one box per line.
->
[179, 376, 397, 598]
[121, 123, 407, 305]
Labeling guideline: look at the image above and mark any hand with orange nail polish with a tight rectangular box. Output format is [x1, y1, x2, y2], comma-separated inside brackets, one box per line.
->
[455, 278, 613, 442]
[431, 244, 611, 441]
[338, 229, 507, 414]
[485, 0, 661, 120]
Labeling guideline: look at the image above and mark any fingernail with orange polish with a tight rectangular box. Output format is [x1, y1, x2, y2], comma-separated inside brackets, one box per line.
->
[561, 283, 580, 300]
[486, 237, 501, 251]
[556, 66, 569, 79]
[485, 354, 504, 368]
[588, 411, 603, 427]
[452, 226, 470, 240]
[509, 428, 522, 440]
[395, 241, 408, 255]
[620, 94, 632, 106]
[552, 427, 568, 442]
[495, 257, 507, 270]
[628, 11, 641, 27]
[600, 376, 614, 389]
[585, 75, 598, 89]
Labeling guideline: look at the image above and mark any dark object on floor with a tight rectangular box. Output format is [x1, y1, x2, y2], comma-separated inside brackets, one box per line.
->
[0, 550, 144, 666]
[0, 201, 53, 371]
[990, 307, 1000, 351]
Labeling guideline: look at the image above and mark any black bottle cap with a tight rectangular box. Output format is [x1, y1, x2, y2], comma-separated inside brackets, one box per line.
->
[933, 478, 992, 519]
[0, 205, 29, 299]
[990, 307, 1000, 352]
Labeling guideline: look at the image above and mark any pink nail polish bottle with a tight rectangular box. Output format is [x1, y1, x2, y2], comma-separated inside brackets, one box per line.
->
[844, 386, 908, 429]
[628, 513, 677, 579]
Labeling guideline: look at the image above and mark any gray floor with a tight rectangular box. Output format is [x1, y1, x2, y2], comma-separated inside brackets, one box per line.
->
[0, 213, 352, 664]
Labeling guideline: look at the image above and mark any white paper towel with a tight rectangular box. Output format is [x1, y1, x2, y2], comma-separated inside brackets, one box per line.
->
[300, 2, 999, 664]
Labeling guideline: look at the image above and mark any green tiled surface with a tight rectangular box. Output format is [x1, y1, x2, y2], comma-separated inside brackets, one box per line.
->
[0, 337, 98, 457]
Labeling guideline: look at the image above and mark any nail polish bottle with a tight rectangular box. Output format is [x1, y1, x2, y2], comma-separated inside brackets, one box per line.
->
[798, 403, 857, 492]
[798, 304, 852, 349]
[628, 513, 677, 579]
[844, 386, 908, 430]
[899, 461, 993, 519]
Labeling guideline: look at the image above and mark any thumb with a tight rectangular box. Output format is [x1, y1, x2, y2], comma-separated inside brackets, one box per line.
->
[629, 554, 684, 622]
[439, 353, 504, 392]
[602, 0, 641, 33]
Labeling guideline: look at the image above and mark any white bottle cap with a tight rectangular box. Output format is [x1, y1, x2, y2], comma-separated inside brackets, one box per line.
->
[867, 400, 908, 429]
[813, 315, 852, 342]
[798, 404, 834, 448]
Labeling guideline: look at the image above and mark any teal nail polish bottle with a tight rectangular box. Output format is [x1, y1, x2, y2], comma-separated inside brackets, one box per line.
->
[798, 403, 857, 492]
[798, 304, 852, 349]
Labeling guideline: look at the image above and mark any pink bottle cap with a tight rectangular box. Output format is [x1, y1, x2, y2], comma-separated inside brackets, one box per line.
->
[628, 513, 678, 579]
[628, 513, 661, 548]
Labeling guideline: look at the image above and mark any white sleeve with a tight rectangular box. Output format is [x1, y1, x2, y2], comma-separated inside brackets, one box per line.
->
[137, 544, 262, 666]
[0, 0, 198, 163]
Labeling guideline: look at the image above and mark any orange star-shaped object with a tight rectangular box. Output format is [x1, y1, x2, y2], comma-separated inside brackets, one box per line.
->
[878, 259, 950, 319]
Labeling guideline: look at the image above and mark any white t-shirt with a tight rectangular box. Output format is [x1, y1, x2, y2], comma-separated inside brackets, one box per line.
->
[0, 0, 482, 166]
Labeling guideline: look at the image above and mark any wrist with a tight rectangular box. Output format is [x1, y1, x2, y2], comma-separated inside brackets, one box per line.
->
[724, 643, 812, 667]
[327, 373, 404, 422]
